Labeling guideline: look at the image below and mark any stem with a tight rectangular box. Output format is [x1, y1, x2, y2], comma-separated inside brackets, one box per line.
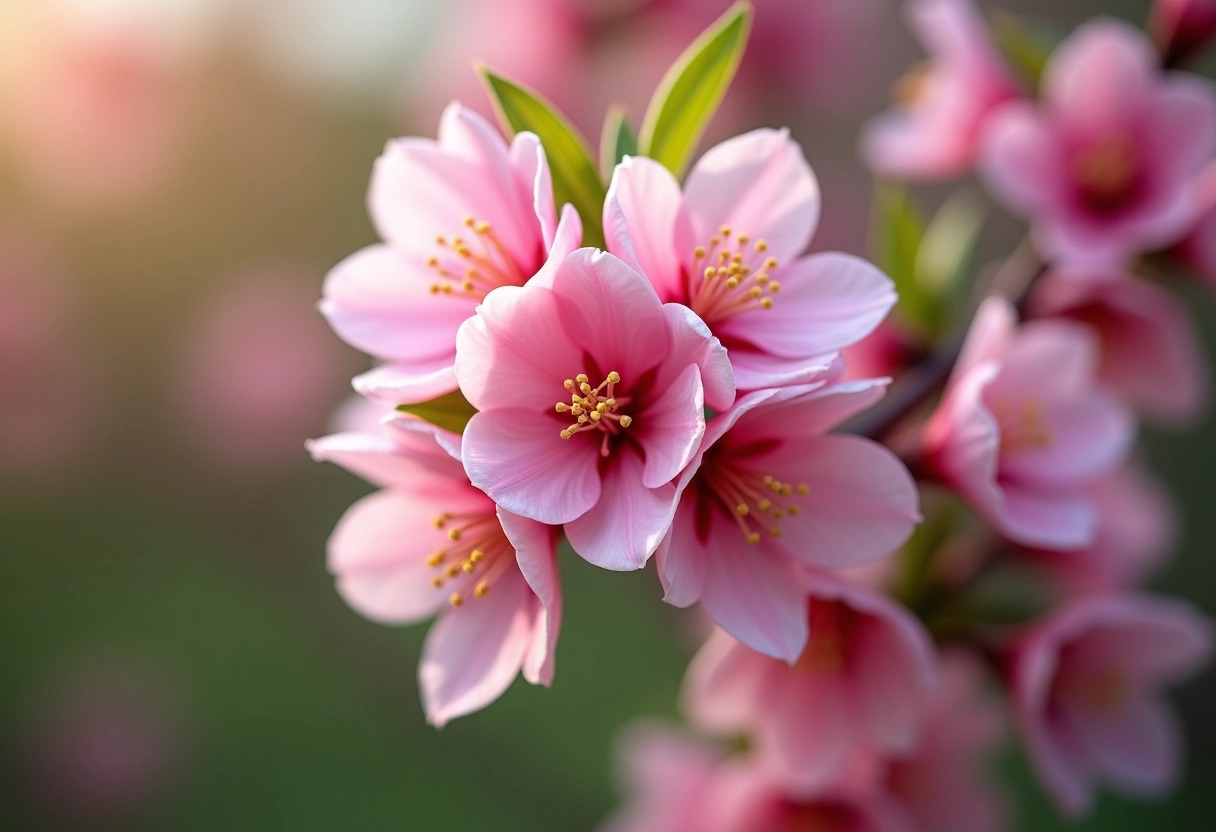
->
[847, 244, 1049, 442]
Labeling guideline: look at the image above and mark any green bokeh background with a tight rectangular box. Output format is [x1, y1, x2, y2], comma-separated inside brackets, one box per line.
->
[2, 1, 1214, 829]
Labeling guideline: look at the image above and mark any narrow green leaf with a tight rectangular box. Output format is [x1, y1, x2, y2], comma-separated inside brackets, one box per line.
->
[915, 191, 987, 336]
[599, 106, 638, 183]
[478, 67, 606, 248]
[988, 9, 1056, 91]
[638, 1, 752, 178]
[396, 390, 477, 434]
[871, 184, 926, 328]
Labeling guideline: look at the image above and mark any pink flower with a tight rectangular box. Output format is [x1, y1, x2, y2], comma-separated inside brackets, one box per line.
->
[861, 0, 1022, 180]
[177, 265, 358, 475]
[1019, 463, 1177, 596]
[605, 129, 896, 390]
[600, 723, 916, 832]
[1027, 270, 1208, 425]
[923, 298, 1134, 550]
[455, 247, 734, 571]
[980, 20, 1216, 268]
[307, 413, 560, 727]
[1153, 0, 1216, 66]
[1175, 161, 1216, 287]
[682, 571, 936, 794]
[881, 651, 1010, 832]
[657, 381, 920, 661]
[1011, 594, 1212, 817]
[321, 102, 580, 405]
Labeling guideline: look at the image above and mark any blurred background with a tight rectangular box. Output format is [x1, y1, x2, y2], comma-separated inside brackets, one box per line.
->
[0, 0, 1213, 829]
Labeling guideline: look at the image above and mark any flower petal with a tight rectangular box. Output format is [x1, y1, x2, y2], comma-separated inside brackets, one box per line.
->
[684, 129, 820, 266]
[352, 359, 458, 406]
[498, 509, 562, 686]
[658, 303, 735, 411]
[640, 363, 706, 489]
[604, 156, 694, 303]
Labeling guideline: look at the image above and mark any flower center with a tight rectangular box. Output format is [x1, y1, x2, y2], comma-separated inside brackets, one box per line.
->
[709, 463, 809, 544]
[425, 510, 515, 607]
[794, 600, 858, 675]
[554, 371, 634, 456]
[1056, 666, 1128, 712]
[993, 399, 1052, 454]
[1072, 135, 1138, 214]
[687, 226, 781, 323]
[426, 216, 527, 299]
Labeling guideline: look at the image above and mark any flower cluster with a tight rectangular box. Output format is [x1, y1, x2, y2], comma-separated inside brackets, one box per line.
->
[310, 1, 1215, 827]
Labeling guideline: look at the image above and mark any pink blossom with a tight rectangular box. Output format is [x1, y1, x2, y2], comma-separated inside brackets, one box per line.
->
[682, 571, 936, 794]
[605, 129, 896, 391]
[861, 0, 1022, 180]
[657, 381, 920, 661]
[1175, 161, 1216, 287]
[923, 298, 1134, 550]
[308, 414, 560, 727]
[980, 20, 1216, 268]
[1153, 0, 1216, 66]
[321, 102, 580, 405]
[1027, 270, 1208, 425]
[455, 247, 734, 571]
[1011, 594, 1212, 817]
[600, 723, 916, 832]
[1020, 463, 1177, 597]
[880, 651, 1010, 832]
[177, 265, 358, 474]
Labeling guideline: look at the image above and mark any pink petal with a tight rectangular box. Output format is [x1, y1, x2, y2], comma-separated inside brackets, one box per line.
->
[564, 448, 678, 571]
[1145, 76, 1216, 181]
[640, 363, 706, 488]
[461, 408, 601, 524]
[990, 317, 1098, 400]
[307, 426, 461, 489]
[726, 348, 839, 392]
[526, 203, 583, 290]
[549, 248, 669, 381]
[418, 567, 535, 727]
[1043, 20, 1156, 132]
[698, 533, 809, 663]
[999, 393, 1133, 488]
[731, 379, 889, 441]
[509, 132, 556, 249]
[1063, 695, 1179, 798]
[655, 500, 709, 608]
[761, 671, 853, 794]
[684, 128, 820, 265]
[681, 629, 772, 734]
[453, 283, 577, 412]
[979, 103, 1063, 214]
[925, 362, 1004, 521]
[852, 604, 934, 752]
[999, 486, 1095, 550]
[717, 252, 895, 359]
[658, 303, 735, 412]
[498, 509, 561, 686]
[321, 244, 473, 361]
[604, 156, 694, 303]
[352, 359, 458, 406]
[951, 297, 1017, 382]
[759, 435, 920, 569]
[329, 488, 485, 624]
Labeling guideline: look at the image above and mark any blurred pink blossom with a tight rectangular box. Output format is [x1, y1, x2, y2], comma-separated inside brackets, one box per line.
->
[658, 382, 920, 662]
[1153, 0, 1216, 66]
[456, 247, 734, 571]
[1175, 161, 1216, 287]
[177, 265, 355, 474]
[0, 23, 187, 209]
[980, 20, 1216, 268]
[309, 414, 560, 727]
[600, 723, 916, 832]
[1028, 270, 1208, 425]
[862, 0, 1022, 180]
[605, 130, 895, 391]
[1020, 463, 1177, 597]
[923, 298, 1134, 550]
[1011, 594, 1212, 817]
[322, 103, 578, 406]
[682, 570, 936, 796]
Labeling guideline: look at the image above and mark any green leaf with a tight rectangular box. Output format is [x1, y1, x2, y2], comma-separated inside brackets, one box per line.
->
[599, 106, 638, 183]
[638, 1, 752, 178]
[915, 190, 987, 336]
[987, 9, 1056, 91]
[396, 389, 477, 434]
[872, 184, 926, 327]
[478, 67, 606, 248]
